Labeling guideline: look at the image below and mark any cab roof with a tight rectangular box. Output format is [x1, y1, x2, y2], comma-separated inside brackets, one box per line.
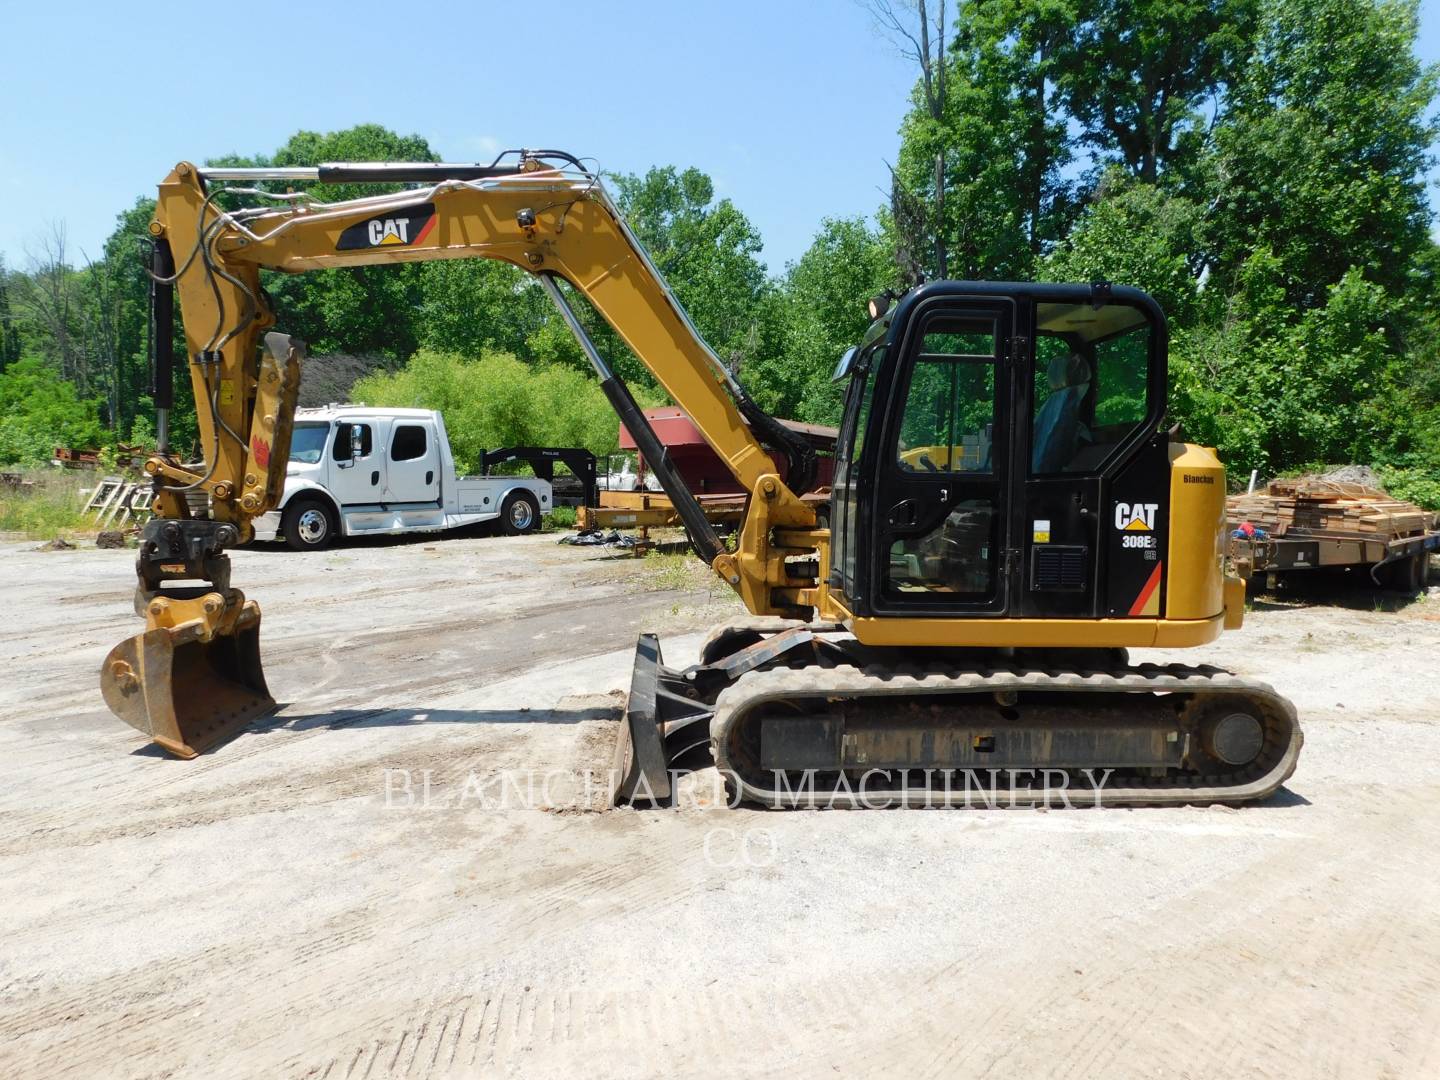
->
[293, 404, 440, 421]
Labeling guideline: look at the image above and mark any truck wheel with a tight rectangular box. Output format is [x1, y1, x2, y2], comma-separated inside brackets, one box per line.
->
[500, 490, 541, 536]
[281, 498, 337, 551]
[1379, 553, 1426, 594]
[1400, 553, 1427, 594]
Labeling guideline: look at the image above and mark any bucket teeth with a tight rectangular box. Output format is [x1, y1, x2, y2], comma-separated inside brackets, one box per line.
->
[101, 603, 275, 758]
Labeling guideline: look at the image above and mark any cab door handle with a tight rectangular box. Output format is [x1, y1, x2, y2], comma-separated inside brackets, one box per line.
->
[370, 470, 379, 486]
[889, 499, 919, 527]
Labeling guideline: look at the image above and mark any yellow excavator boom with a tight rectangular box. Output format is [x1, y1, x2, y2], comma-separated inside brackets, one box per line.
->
[103, 151, 826, 757]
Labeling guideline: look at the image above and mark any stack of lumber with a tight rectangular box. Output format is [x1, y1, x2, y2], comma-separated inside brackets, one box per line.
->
[1226, 478, 1433, 539]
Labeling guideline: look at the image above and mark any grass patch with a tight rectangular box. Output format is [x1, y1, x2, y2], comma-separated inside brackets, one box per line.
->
[544, 505, 577, 531]
[0, 471, 96, 540]
[640, 550, 698, 591]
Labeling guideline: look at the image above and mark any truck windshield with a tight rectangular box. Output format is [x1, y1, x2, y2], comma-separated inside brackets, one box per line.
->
[290, 423, 329, 465]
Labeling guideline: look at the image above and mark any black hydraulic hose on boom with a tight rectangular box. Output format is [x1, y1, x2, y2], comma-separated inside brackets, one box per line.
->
[598, 374, 727, 563]
[149, 239, 175, 452]
[733, 386, 817, 496]
[538, 275, 726, 564]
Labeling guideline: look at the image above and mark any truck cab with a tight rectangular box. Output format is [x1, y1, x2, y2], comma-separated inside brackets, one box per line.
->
[252, 405, 551, 550]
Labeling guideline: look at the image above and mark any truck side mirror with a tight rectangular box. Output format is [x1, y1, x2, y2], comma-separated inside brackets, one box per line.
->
[337, 423, 362, 469]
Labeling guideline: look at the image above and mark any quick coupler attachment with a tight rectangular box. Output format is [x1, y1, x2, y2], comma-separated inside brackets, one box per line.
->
[100, 517, 276, 758]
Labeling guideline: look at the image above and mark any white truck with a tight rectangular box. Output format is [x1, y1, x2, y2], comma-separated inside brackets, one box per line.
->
[252, 405, 551, 550]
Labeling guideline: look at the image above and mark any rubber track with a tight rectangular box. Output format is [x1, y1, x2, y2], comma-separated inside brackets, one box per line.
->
[710, 661, 1303, 808]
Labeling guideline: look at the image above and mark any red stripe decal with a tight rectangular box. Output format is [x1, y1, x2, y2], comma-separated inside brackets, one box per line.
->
[412, 213, 437, 245]
[1127, 562, 1163, 617]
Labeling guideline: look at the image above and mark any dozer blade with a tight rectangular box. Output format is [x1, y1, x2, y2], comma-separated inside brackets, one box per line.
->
[100, 604, 275, 759]
[609, 634, 673, 804]
[609, 633, 723, 806]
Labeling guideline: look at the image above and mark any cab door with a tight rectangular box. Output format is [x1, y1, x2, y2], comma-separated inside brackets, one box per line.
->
[329, 418, 386, 506]
[384, 420, 441, 505]
[870, 297, 1015, 615]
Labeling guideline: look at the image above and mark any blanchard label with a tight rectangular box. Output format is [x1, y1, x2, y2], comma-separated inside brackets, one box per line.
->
[1182, 473, 1216, 484]
[336, 204, 437, 251]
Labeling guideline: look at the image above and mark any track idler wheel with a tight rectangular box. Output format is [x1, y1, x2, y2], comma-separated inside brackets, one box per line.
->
[1201, 710, 1265, 766]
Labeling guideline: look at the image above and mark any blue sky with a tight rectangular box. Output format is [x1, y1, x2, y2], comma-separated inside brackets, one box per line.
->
[0, 0, 1435, 276]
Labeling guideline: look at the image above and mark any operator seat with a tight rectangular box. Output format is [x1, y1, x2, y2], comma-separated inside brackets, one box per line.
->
[1032, 352, 1091, 473]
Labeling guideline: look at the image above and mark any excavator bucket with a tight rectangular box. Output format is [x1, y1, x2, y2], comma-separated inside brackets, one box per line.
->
[100, 603, 274, 758]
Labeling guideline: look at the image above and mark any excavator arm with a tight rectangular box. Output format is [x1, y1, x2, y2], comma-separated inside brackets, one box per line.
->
[102, 151, 830, 759]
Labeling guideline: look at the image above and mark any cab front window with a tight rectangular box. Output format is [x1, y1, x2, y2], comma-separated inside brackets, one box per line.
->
[289, 422, 329, 465]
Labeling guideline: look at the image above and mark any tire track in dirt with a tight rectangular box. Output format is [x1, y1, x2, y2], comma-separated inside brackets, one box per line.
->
[0, 725, 542, 858]
[811, 787, 1440, 1079]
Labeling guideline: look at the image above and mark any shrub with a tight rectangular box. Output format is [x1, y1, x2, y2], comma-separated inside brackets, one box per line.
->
[0, 472, 92, 538]
[0, 358, 106, 466]
[352, 349, 649, 473]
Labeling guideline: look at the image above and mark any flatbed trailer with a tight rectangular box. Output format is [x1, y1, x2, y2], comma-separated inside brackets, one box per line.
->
[1227, 478, 1437, 593]
[1229, 528, 1438, 591]
[576, 490, 746, 531]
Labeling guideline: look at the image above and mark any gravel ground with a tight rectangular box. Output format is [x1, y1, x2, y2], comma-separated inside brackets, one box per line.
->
[1, 534, 1439, 1078]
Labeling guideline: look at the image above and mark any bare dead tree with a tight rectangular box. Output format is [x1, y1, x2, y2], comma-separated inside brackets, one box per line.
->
[0, 256, 22, 371]
[17, 222, 87, 392]
[82, 246, 123, 433]
[887, 163, 931, 287]
[866, 0, 948, 279]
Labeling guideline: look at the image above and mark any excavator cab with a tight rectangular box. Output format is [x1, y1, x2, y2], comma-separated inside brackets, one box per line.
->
[613, 279, 1298, 807]
[828, 280, 1178, 627]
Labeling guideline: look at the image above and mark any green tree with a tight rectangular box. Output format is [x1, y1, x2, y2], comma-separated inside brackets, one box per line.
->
[1205, 0, 1437, 305]
[870, 1, 953, 276]
[99, 198, 161, 438]
[1041, 173, 1203, 324]
[893, 0, 1078, 281]
[416, 260, 552, 360]
[88, 197, 199, 451]
[1062, 0, 1257, 184]
[209, 124, 441, 357]
[0, 257, 21, 369]
[610, 166, 777, 369]
[352, 349, 648, 470]
[0, 356, 106, 465]
[751, 218, 898, 423]
[13, 226, 88, 391]
[1172, 256, 1417, 473]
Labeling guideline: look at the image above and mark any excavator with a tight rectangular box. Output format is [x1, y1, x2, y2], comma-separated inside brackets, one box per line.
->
[100, 149, 1302, 807]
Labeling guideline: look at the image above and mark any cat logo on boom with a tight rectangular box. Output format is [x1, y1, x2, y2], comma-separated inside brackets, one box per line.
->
[336, 203, 437, 251]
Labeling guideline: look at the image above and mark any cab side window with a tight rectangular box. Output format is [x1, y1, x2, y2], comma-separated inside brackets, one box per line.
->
[391, 424, 428, 462]
[332, 422, 373, 461]
[893, 317, 997, 474]
[1032, 303, 1153, 474]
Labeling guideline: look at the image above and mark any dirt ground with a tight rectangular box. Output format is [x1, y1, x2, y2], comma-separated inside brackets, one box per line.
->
[2, 533, 1439, 1079]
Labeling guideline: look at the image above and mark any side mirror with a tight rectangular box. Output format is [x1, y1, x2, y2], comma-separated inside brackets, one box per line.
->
[336, 424, 362, 469]
[832, 346, 858, 382]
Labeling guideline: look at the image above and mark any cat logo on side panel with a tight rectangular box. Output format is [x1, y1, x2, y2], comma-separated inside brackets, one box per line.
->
[1114, 502, 1158, 532]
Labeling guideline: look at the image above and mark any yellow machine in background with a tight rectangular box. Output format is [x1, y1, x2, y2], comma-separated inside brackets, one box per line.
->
[101, 150, 1301, 806]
